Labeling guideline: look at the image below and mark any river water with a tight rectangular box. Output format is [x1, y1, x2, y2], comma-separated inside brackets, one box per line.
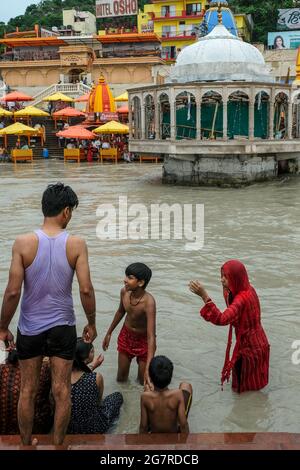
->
[0, 161, 300, 434]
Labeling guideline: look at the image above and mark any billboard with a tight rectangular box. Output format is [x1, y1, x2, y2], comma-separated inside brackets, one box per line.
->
[96, 0, 138, 18]
[278, 8, 300, 30]
[268, 31, 300, 50]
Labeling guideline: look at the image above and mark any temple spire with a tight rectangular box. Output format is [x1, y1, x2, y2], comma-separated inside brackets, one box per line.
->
[217, 3, 223, 24]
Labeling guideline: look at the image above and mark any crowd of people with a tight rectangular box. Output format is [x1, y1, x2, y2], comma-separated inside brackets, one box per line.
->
[0, 183, 270, 444]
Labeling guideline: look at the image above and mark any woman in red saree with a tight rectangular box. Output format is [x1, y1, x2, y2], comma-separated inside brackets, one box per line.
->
[189, 260, 270, 393]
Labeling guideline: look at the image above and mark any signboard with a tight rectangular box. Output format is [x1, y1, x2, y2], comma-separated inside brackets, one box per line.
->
[268, 30, 300, 50]
[96, 0, 138, 18]
[278, 9, 300, 30]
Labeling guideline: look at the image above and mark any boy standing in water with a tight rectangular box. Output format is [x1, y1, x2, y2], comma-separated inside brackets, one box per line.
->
[102, 263, 156, 388]
[139, 356, 192, 433]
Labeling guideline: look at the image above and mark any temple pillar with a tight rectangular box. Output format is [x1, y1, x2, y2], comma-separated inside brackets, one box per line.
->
[170, 88, 176, 139]
[223, 100, 228, 140]
[196, 95, 202, 140]
[154, 92, 159, 139]
[249, 100, 255, 140]
[141, 100, 145, 139]
[269, 98, 274, 140]
[288, 101, 293, 139]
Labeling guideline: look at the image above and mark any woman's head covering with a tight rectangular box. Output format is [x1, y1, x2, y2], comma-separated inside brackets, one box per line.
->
[221, 260, 250, 298]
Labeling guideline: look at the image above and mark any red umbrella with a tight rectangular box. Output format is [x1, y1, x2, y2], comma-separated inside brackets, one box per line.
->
[1, 91, 33, 102]
[53, 107, 86, 117]
[117, 105, 129, 113]
[56, 125, 95, 140]
[74, 93, 90, 103]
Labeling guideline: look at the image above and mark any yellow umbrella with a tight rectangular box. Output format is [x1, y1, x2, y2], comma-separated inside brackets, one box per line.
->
[14, 106, 50, 117]
[0, 107, 13, 117]
[0, 122, 41, 147]
[114, 92, 128, 102]
[94, 120, 129, 134]
[43, 92, 74, 102]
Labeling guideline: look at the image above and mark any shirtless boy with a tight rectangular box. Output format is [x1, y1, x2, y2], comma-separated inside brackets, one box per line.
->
[139, 356, 192, 433]
[102, 263, 156, 387]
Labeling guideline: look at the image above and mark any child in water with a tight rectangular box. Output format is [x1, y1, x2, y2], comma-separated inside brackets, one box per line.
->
[102, 263, 156, 388]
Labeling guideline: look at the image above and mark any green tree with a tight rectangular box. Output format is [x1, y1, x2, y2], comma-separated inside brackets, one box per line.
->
[230, 0, 295, 42]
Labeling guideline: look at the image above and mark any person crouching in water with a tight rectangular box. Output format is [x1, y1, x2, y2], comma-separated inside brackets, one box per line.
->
[139, 356, 192, 434]
[102, 263, 156, 389]
[68, 339, 123, 434]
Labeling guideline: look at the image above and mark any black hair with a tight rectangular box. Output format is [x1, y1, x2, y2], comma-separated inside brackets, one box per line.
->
[273, 35, 285, 48]
[7, 349, 19, 365]
[125, 262, 152, 289]
[73, 338, 93, 373]
[42, 182, 79, 217]
[149, 355, 173, 389]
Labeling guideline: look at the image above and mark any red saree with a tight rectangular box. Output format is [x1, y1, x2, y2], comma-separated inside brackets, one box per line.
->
[200, 260, 270, 393]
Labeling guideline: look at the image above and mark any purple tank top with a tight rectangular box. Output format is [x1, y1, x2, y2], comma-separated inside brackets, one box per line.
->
[18, 229, 75, 335]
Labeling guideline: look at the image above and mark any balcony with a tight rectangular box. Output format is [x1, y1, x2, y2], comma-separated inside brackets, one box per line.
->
[153, 9, 204, 21]
[160, 30, 198, 41]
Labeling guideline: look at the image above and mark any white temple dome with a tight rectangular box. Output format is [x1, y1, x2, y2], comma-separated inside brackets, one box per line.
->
[169, 24, 272, 83]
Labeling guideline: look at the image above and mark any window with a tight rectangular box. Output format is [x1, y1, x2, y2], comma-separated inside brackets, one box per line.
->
[186, 3, 202, 15]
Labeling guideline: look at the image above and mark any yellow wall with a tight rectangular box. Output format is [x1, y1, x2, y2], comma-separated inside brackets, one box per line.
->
[234, 14, 252, 42]
[138, 1, 209, 59]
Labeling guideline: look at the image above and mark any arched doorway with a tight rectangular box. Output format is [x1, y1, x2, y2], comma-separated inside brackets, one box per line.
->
[159, 93, 170, 139]
[175, 91, 196, 139]
[201, 91, 223, 139]
[227, 91, 249, 138]
[144, 94, 155, 139]
[274, 92, 288, 139]
[254, 91, 270, 138]
[68, 69, 85, 84]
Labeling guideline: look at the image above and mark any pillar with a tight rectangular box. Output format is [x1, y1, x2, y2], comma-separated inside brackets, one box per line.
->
[170, 88, 176, 140]
[154, 92, 159, 139]
[269, 98, 274, 140]
[223, 100, 228, 140]
[196, 95, 201, 140]
[141, 99, 145, 140]
[249, 100, 255, 140]
[287, 101, 293, 139]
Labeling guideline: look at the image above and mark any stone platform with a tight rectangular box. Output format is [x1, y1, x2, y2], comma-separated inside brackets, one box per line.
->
[0, 433, 299, 450]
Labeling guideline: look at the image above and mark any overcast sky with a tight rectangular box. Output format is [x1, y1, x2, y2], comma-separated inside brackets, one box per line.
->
[1, 0, 40, 24]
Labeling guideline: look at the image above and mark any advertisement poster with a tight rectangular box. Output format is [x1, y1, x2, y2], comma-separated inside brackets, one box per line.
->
[268, 30, 300, 49]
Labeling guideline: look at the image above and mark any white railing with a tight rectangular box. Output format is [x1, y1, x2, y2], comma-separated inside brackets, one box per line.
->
[31, 82, 91, 106]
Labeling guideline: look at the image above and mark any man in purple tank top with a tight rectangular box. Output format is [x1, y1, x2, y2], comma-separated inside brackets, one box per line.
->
[0, 183, 97, 445]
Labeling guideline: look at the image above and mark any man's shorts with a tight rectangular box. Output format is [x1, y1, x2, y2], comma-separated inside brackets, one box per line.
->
[117, 324, 148, 363]
[16, 325, 77, 361]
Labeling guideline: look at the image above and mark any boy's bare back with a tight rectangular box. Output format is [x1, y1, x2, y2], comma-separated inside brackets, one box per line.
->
[121, 287, 155, 334]
[140, 389, 187, 433]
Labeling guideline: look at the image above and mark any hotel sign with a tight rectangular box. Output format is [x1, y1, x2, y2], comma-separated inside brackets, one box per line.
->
[96, 0, 138, 18]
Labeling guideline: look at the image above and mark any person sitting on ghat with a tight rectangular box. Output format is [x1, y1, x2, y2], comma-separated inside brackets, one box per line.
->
[139, 355, 192, 434]
[68, 339, 123, 434]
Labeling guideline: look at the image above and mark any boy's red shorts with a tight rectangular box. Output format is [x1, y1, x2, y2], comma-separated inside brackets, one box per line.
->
[117, 324, 148, 363]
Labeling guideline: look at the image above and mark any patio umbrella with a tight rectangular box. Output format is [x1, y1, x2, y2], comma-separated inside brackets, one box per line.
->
[114, 92, 128, 102]
[43, 92, 74, 102]
[56, 125, 95, 140]
[52, 107, 86, 129]
[0, 108, 13, 117]
[53, 107, 85, 117]
[94, 120, 129, 134]
[117, 105, 129, 113]
[75, 93, 90, 102]
[0, 122, 39, 147]
[14, 106, 50, 118]
[1, 91, 33, 102]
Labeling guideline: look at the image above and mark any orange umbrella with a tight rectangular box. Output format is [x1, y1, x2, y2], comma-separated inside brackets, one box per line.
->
[56, 125, 95, 140]
[117, 105, 129, 113]
[75, 93, 90, 102]
[1, 91, 33, 102]
[52, 107, 86, 117]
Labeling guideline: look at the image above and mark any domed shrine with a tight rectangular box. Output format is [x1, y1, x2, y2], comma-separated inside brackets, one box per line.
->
[86, 75, 118, 123]
[128, 2, 300, 186]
